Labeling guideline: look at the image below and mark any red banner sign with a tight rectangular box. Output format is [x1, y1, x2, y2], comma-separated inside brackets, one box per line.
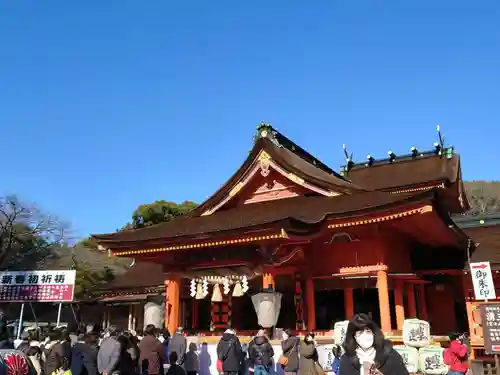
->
[0, 270, 75, 302]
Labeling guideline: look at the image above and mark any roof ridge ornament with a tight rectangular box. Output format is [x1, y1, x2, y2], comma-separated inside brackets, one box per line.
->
[340, 144, 354, 175]
[255, 121, 280, 147]
[434, 124, 454, 159]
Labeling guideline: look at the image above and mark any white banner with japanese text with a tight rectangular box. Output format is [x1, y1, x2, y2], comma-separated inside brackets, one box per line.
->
[471, 261, 496, 300]
[0, 270, 76, 302]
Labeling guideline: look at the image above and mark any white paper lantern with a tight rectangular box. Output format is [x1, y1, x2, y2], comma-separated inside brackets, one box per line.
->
[403, 319, 431, 348]
[393, 345, 419, 374]
[251, 292, 282, 328]
[333, 320, 349, 346]
[418, 347, 448, 375]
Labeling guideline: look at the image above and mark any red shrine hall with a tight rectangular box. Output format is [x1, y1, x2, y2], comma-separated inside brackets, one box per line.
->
[93, 123, 472, 336]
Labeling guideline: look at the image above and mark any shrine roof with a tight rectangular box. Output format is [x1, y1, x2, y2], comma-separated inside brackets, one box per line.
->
[456, 215, 500, 265]
[96, 261, 164, 291]
[92, 190, 434, 248]
[190, 123, 366, 216]
[344, 151, 461, 191]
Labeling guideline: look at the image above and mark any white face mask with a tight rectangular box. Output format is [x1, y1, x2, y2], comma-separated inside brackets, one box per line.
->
[158, 336, 165, 343]
[282, 333, 289, 341]
[355, 330, 374, 350]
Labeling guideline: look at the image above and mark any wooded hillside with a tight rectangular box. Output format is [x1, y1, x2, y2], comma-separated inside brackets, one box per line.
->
[463, 181, 500, 216]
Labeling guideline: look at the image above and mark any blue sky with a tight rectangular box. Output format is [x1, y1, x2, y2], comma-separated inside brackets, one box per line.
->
[1, 1, 499, 238]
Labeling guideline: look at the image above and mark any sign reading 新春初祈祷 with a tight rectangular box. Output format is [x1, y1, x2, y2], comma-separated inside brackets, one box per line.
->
[470, 261, 496, 300]
[0, 270, 75, 302]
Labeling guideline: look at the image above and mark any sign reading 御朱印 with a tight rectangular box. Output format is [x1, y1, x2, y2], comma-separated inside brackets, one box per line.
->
[470, 261, 496, 300]
[480, 303, 500, 354]
[0, 270, 76, 303]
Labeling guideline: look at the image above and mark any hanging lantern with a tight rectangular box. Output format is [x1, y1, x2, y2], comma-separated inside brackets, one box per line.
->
[212, 284, 223, 302]
[195, 282, 204, 299]
[202, 278, 209, 298]
[232, 281, 243, 297]
[190, 279, 196, 298]
[223, 277, 230, 295]
[242, 275, 249, 293]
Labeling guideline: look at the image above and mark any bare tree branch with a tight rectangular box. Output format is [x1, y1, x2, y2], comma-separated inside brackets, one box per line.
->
[0, 195, 72, 270]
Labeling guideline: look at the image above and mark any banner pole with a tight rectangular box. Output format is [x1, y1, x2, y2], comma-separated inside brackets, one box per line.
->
[29, 302, 38, 325]
[16, 303, 25, 340]
[56, 303, 62, 327]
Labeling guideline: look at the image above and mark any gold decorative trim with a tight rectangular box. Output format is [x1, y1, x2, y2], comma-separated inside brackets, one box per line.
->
[112, 229, 289, 256]
[389, 183, 445, 194]
[328, 205, 433, 229]
[229, 182, 244, 197]
[288, 173, 304, 184]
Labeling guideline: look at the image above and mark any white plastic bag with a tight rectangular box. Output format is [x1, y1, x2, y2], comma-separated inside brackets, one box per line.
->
[393, 345, 419, 374]
[403, 319, 431, 348]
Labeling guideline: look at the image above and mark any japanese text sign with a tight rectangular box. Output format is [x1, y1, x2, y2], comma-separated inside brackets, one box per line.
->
[0, 270, 76, 302]
[480, 304, 500, 353]
[471, 262, 496, 300]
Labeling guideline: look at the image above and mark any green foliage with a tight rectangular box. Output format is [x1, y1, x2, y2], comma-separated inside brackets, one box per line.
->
[132, 200, 197, 228]
[75, 236, 98, 250]
[464, 181, 500, 216]
[74, 261, 116, 298]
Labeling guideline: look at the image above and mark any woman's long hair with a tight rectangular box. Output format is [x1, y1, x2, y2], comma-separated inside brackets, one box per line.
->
[343, 313, 385, 356]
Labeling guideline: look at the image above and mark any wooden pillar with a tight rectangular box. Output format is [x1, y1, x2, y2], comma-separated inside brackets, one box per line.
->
[165, 279, 180, 335]
[305, 274, 316, 331]
[131, 305, 137, 330]
[263, 273, 275, 290]
[394, 279, 405, 331]
[417, 284, 428, 321]
[128, 304, 133, 331]
[406, 283, 417, 318]
[294, 272, 305, 331]
[376, 269, 391, 333]
[192, 299, 198, 329]
[344, 287, 354, 320]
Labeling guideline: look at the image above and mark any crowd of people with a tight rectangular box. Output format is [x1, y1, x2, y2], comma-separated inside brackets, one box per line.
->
[0, 311, 470, 375]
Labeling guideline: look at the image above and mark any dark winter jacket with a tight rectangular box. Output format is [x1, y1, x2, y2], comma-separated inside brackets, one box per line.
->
[139, 335, 165, 375]
[44, 340, 72, 375]
[249, 336, 274, 367]
[0, 341, 13, 350]
[70, 342, 98, 375]
[167, 334, 187, 365]
[217, 332, 243, 372]
[299, 340, 319, 375]
[338, 340, 409, 375]
[281, 336, 300, 372]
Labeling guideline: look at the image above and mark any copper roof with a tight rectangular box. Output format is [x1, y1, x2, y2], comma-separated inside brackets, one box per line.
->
[96, 261, 165, 290]
[93, 190, 434, 247]
[345, 153, 460, 191]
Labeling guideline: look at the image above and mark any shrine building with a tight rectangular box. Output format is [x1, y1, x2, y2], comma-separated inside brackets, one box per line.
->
[92, 123, 473, 337]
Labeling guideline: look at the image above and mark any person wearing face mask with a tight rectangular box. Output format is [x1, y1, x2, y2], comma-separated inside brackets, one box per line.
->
[339, 313, 408, 375]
